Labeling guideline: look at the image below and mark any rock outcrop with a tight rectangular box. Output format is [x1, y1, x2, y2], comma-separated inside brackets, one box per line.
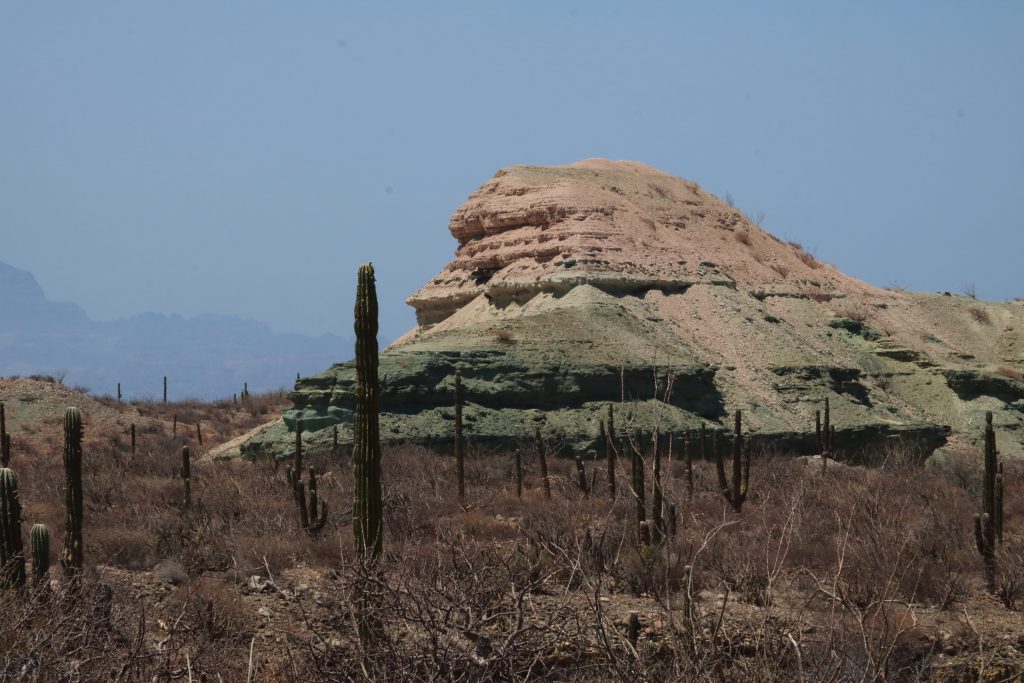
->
[242, 160, 1024, 460]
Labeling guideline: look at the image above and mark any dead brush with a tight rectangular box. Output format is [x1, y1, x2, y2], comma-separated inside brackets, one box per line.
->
[969, 306, 991, 324]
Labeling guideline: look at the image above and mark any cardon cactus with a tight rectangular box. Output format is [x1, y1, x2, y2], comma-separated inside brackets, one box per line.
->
[0, 468, 26, 588]
[974, 411, 1003, 591]
[30, 523, 49, 584]
[288, 419, 327, 535]
[716, 410, 750, 513]
[62, 407, 84, 574]
[353, 263, 383, 561]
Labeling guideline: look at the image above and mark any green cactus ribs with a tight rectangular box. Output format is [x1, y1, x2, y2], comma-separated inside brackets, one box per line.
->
[353, 263, 383, 562]
[30, 523, 50, 584]
[0, 467, 26, 589]
[62, 407, 84, 575]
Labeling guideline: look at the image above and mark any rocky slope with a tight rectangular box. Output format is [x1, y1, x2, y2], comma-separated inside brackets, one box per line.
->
[243, 159, 1024, 459]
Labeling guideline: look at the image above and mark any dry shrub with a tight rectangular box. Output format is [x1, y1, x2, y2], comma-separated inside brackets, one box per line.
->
[735, 230, 752, 246]
[803, 284, 834, 303]
[797, 250, 822, 269]
[2, 399, 1020, 680]
[969, 306, 991, 324]
[835, 300, 872, 323]
[770, 262, 790, 278]
[492, 328, 514, 343]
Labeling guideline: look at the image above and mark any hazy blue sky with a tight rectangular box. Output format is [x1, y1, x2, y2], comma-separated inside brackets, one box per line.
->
[2, 2, 1021, 342]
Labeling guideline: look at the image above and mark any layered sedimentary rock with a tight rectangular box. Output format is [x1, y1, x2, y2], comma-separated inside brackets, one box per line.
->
[242, 159, 1024, 460]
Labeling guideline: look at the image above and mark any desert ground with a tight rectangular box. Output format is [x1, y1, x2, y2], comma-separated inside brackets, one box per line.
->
[0, 375, 1022, 682]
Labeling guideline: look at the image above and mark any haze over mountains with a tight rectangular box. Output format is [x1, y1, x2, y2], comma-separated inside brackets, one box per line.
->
[0, 261, 354, 400]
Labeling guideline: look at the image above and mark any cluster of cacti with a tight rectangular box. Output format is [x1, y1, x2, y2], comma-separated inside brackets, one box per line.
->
[974, 411, 1004, 592]
[0, 464, 51, 591]
[716, 410, 750, 513]
[0, 402, 10, 467]
[181, 445, 191, 507]
[0, 467, 26, 588]
[454, 370, 465, 500]
[62, 407, 84, 575]
[353, 263, 383, 561]
[287, 419, 327, 535]
[241, 383, 250, 402]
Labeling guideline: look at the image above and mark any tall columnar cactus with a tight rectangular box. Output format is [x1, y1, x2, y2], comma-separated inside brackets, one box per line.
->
[454, 370, 465, 500]
[975, 411, 1002, 591]
[30, 523, 49, 584]
[332, 425, 339, 459]
[353, 263, 382, 561]
[163, 376, 167, 404]
[117, 383, 122, 402]
[0, 468, 26, 589]
[605, 404, 618, 499]
[631, 429, 646, 533]
[62, 407, 84, 575]
[130, 423, 136, 455]
[716, 410, 750, 513]
[196, 422, 203, 446]
[651, 430, 664, 545]
[0, 402, 9, 467]
[536, 426, 551, 499]
[181, 445, 191, 507]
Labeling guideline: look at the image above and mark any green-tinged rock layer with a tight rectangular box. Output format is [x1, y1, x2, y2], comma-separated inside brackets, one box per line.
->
[240, 160, 1024, 461]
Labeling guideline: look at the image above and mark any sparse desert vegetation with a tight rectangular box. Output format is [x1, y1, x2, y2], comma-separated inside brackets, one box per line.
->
[0, 377, 1022, 681]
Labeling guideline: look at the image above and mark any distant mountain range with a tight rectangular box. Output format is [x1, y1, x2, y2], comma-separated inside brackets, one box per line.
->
[0, 261, 356, 400]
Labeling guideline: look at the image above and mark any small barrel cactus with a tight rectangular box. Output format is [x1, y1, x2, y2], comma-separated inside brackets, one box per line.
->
[30, 523, 49, 584]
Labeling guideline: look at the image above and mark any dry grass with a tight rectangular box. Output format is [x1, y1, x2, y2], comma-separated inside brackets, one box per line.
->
[0, 403, 1021, 680]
